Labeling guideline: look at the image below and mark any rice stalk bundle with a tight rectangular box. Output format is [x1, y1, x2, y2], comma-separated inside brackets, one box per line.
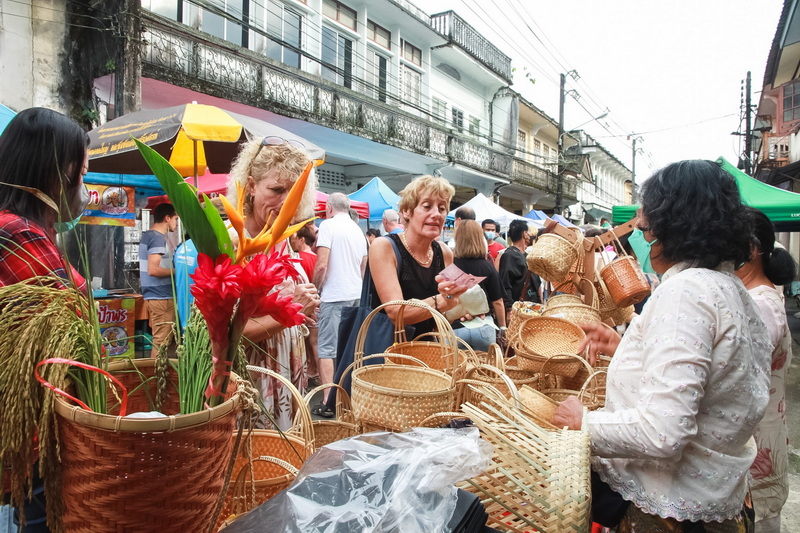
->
[0, 279, 103, 524]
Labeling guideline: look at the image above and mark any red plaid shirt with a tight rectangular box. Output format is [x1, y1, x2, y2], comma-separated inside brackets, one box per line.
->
[0, 210, 86, 291]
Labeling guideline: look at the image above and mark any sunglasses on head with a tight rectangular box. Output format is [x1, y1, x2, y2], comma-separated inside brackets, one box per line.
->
[253, 136, 306, 161]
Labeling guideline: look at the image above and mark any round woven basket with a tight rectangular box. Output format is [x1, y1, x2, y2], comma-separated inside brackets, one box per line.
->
[456, 364, 519, 407]
[517, 385, 560, 430]
[351, 300, 455, 431]
[600, 255, 651, 307]
[541, 294, 601, 326]
[512, 316, 586, 376]
[527, 233, 582, 283]
[55, 358, 241, 533]
[385, 331, 476, 375]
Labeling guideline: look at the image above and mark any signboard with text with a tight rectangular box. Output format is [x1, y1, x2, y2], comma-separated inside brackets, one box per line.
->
[81, 184, 136, 227]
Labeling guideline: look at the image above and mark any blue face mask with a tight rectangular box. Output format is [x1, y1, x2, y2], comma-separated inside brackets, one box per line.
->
[55, 185, 90, 233]
[484, 231, 496, 241]
[54, 216, 82, 233]
[628, 228, 658, 275]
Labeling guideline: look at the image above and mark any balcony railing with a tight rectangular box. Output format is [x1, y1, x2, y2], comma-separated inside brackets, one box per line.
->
[511, 159, 572, 199]
[141, 14, 516, 181]
[430, 11, 512, 83]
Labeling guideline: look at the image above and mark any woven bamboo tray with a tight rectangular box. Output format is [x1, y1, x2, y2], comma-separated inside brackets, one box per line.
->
[55, 358, 241, 533]
[512, 316, 586, 376]
[461, 395, 591, 533]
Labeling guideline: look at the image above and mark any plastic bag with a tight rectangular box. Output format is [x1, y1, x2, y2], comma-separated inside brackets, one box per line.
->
[221, 427, 493, 533]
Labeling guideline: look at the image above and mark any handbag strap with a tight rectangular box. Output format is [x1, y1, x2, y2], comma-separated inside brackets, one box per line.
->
[361, 235, 403, 307]
[519, 269, 532, 302]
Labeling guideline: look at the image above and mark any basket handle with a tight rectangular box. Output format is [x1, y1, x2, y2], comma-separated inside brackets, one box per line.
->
[35, 358, 129, 416]
[411, 331, 482, 369]
[538, 352, 594, 379]
[231, 455, 299, 516]
[246, 365, 314, 452]
[486, 343, 505, 371]
[418, 411, 470, 428]
[578, 369, 608, 407]
[301, 383, 353, 423]
[463, 364, 520, 405]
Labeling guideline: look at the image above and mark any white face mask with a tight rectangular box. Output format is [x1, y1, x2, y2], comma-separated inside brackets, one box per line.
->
[55, 185, 90, 233]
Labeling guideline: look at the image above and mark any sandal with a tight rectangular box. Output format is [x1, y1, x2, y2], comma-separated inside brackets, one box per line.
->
[311, 403, 334, 419]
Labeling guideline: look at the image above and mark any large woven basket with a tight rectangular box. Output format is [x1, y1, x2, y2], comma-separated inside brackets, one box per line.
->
[527, 231, 582, 283]
[385, 330, 476, 376]
[55, 358, 241, 533]
[218, 366, 313, 526]
[351, 300, 455, 431]
[512, 316, 586, 376]
[461, 395, 591, 533]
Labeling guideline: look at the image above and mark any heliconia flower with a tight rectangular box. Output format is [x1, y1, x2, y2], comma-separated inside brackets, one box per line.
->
[191, 253, 243, 300]
[254, 292, 306, 328]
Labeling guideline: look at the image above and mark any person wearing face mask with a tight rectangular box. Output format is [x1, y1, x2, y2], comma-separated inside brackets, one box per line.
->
[481, 219, 505, 262]
[553, 160, 771, 532]
[0, 107, 89, 293]
[0, 107, 90, 532]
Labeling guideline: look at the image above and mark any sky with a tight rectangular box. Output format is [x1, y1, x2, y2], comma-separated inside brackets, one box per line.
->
[425, 0, 785, 179]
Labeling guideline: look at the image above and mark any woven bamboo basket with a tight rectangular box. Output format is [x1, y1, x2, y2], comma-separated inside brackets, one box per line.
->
[517, 385, 560, 430]
[506, 302, 540, 353]
[217, 366, 313, 526]
[385, 330, 477, 375]
[527, 231, 582, 283]
[540, 356, 607, 412]
[55, 358, 241, 533]
[351, 300, 456, 431]
[300, 383, 359, 448]
[600, 255, 651, 307]
[512, 316, 586, 376]
[502, 356, 544, 389]
[541, 293, 601, 326]
[455, 364, 519, 407]
[460, 395, 591, 533]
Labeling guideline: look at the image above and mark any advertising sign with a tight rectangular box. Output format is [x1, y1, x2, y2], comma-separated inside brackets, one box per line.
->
[97, 298, 135, 358]
[81, 184, 136, 227]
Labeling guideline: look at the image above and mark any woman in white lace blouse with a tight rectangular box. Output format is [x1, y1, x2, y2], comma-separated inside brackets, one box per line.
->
[554, 160, 773, 532]
[736, 206, 796, 533]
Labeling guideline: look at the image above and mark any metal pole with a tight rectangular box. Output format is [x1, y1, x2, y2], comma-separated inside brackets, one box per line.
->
[555, 73, 566, 215]
[745, 71, 752, 175]
[631, 136, 637, 203]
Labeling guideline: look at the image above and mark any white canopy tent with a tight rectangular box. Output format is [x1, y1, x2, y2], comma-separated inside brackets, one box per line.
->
[447, 193, 542, 229]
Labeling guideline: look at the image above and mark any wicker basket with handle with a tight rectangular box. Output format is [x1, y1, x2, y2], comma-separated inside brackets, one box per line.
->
[299, 383, 359, 448]
[54, 358, 242, 533]
[599, 233, 651, 307]
[217, 365, 313, 526]
[350, 300, 456, 431]
[526, 220, 583, 283]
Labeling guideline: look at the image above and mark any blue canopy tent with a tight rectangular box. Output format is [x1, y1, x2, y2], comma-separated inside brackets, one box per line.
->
[523, 209, 548, 221]
[551, 214, 576, 227]
[348, 177, 400, 222]
[0, 103, 15, 133]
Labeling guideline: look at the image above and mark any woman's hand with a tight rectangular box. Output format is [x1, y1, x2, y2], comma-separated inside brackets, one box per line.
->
[552, 396, 583, 430]
[579, 322, 621, 365]
[293, 282, 320, 321]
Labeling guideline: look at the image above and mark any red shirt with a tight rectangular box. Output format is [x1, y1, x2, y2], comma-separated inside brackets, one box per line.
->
[0, 210, 86, 291]
[297, 250, 317, 281]
[487, 240, 505, 261]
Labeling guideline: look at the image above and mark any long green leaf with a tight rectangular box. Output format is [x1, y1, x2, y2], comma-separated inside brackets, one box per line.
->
[200, 193, 234, 260]
[134, 138, 227, 259]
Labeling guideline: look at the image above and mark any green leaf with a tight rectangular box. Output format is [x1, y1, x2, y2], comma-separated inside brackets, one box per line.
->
[133, 138, 224, 258]
[200, 193, 234, 260]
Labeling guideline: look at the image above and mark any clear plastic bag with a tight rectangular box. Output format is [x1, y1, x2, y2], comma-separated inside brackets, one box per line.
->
[221, 427, 493, 533]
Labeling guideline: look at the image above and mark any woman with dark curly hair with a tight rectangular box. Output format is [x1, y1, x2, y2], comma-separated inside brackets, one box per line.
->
[736, 206, 796, 532]
[554, 160, 772, 532]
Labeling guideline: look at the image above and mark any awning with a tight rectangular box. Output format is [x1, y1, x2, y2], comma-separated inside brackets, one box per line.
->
[612, 157, 800, 231]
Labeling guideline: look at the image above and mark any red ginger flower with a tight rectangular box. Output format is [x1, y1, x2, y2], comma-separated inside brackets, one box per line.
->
[191, 254, 242, 299]
[255, 291, 306, 328]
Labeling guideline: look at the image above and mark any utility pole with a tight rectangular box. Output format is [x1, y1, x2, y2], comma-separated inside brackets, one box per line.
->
[745, 71, 752, 175]
[555, 73, 566, 216]
[629, 135, 644, 203]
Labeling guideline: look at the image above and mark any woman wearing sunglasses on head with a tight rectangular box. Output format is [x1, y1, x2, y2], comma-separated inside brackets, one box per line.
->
[226, 136, 321, 430]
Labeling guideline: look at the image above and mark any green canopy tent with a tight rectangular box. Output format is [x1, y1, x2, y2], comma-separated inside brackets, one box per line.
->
[612, 157, 800, 231]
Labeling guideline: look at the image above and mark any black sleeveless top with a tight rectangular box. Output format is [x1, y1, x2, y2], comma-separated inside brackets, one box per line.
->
[370, 233, 445, 337]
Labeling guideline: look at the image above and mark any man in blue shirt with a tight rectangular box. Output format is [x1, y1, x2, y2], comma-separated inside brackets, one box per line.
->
[139, 203, 178, 357]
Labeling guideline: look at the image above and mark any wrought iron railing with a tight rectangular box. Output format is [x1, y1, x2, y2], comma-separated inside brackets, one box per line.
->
[430, 11, 512, 82]
[511, 159, 573, 199]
